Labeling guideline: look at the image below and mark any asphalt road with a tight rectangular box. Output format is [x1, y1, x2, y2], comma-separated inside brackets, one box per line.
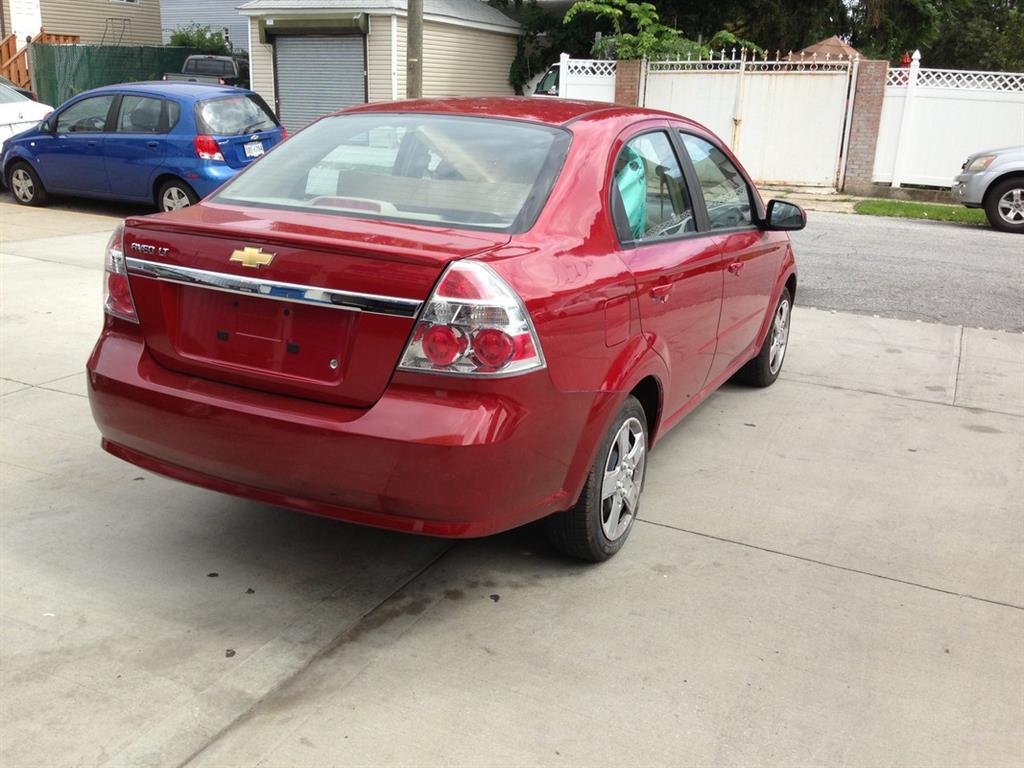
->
[790, 211, 1024, 332]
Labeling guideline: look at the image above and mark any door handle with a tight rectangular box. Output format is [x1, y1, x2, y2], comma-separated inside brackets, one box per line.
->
[649, 282, 674, 302]
[147, 141, 158, 148]
[87, 140, 98, 147]
[727, 261, 745, 275]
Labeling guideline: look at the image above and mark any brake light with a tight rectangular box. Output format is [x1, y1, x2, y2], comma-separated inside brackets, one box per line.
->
[280, 127, 288, 140]
[161, 74, 168, 81]
[398, 261, 545, 376]
[194, 135, 224, 161]
[103, 224, 138, 323]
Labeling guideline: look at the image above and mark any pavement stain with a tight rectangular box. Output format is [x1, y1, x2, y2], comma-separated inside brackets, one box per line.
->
[963, 424, 1003, 434]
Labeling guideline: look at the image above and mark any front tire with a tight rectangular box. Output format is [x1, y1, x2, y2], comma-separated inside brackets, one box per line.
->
[545, 396, 648, 562]
[735, 287, 792, 387]
[7, 161, 48, 207]
[984, 178, 1024, 233]
[157, 179, 199, 213]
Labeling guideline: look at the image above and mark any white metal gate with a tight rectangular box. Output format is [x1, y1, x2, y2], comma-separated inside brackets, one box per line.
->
[274, 35, 366, 132]
[644, 54, 857, 187]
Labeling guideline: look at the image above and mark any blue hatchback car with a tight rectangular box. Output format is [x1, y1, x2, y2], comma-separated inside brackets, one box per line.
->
[2, 82, 284, 212]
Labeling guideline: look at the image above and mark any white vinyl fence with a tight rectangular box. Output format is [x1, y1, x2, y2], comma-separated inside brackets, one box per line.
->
[557, 53, 616, 102]
[643, 53, 857, 186]
[873, 52, 1024, 187]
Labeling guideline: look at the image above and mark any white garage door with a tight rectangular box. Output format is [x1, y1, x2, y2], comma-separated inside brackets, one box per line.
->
[274, 35, 366, 132]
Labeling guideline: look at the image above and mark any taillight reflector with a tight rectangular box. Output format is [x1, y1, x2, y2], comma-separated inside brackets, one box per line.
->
[103, 224, 138, 323]
[398, 261, 545, 377]
[194, 134, 224, 162]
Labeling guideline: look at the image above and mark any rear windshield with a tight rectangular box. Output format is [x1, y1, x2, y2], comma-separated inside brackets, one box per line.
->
[214, 113, 571, 233]
[0, 83, 28, 104]
[188, 58, 233, 76]
[195, 94, 277, 136]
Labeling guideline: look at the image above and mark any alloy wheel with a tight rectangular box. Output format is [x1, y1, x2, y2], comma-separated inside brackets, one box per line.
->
[600, 416, 646, 541]
[11, 168, 34, 203]
[769, 298, 790, 375]
[996, 187, 1024, 225]
[162, 186, 191, 212]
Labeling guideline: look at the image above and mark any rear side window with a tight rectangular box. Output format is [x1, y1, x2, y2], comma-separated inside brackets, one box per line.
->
[195, 95, 277, 136]
[612, 131, 696, 243]
[215, 113, 571, 233]
[680, 133, 753, 230]
[56, 95, 115, 134]
[116, 95, 163, 133]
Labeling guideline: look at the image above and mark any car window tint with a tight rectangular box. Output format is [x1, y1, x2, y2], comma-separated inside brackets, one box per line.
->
[116, 95, 163, 133]
[56, 95, 115, 134]
[196, 95, 276, 136]
[612, 131, 696, 242]
[680, 133, 752, 229]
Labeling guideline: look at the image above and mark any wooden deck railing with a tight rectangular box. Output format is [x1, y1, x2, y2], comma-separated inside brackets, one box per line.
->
[0, 29, 81, 90]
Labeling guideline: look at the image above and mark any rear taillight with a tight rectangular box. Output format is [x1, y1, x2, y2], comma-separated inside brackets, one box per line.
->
[398, 261, 545, 377]
[194, 134, 224, 161]
[280, 127, 288, 140]
[103, 224, 138, 323]
[161, 74, 168, 81]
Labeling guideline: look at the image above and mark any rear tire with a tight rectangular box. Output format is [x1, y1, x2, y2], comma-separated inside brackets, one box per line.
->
[545, 396, 648, 562]
[984, 178, 1024, 233]
[735, 287, 792, 387]
[157, 179, 198, 213]
[7, 161, 48, 206]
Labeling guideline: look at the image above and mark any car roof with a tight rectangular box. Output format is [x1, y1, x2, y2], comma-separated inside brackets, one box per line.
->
[77, 82, 249, 100]
[340, 96, 699, 129]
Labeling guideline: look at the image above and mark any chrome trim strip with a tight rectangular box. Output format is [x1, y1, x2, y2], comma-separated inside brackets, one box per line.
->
[125, 257, 423, 318]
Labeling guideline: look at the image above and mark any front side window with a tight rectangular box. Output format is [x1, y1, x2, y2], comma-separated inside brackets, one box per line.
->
[195, 95, 277, 136]
[215, 113, 572, 233]
[535, 66, 559, 95]
[612, 131, 696, 242]
[680, 133, 753, 230]
[116, 95, 163, 133]
[56, 95, 115, 134]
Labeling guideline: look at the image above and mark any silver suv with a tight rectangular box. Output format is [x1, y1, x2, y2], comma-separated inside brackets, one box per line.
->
[952, 146, 1024, 233]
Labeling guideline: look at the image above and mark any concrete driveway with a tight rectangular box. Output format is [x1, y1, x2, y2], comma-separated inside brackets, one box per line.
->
[1, 199, 1022, 767]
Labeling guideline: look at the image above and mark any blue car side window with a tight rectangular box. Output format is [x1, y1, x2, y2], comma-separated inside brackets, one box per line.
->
[56, 95, 115, 134]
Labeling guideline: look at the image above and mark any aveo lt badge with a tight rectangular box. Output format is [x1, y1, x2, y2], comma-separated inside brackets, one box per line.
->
[230, 247, 275, 269]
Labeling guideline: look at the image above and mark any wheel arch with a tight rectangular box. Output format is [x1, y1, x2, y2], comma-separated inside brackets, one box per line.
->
[152, 173, 194, 207]
[982, 171, 1024, 208]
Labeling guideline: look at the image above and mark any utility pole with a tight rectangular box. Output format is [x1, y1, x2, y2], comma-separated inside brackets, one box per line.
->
[407, 0, 423, 98]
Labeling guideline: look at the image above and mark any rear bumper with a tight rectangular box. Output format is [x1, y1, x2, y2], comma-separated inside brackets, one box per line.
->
[87, 325, 612, 537]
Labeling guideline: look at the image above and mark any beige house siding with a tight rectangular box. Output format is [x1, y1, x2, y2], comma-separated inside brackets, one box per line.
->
[248, 19, 275, 109]
[421, 20, 515, 98]
[2, 0, 162, 45]
[366, 14, 405, 102]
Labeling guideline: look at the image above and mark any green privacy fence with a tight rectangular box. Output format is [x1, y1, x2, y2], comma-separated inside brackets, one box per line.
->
[30, 45, 201, 107]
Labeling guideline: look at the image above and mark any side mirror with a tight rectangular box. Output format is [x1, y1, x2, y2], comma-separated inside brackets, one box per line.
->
[762, 199, 806, 231]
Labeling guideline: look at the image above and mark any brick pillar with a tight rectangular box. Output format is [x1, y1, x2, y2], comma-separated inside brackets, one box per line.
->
[842, 59, 888, 194]
[615, 59, 642, 106]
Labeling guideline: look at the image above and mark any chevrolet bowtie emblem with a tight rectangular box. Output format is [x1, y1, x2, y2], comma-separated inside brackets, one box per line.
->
[230, 247, 275, 269]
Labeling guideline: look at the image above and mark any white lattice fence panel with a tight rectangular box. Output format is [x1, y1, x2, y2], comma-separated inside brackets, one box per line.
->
[887, 66, 1024, 92]
[565, 59, 616, 78]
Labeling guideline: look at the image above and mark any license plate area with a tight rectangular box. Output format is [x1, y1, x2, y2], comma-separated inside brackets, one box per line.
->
[173, 288, 356, 384]
[244, 141, 264, 158]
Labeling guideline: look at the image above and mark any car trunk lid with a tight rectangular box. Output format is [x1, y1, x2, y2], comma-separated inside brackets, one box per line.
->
[123, 203, 509, 407]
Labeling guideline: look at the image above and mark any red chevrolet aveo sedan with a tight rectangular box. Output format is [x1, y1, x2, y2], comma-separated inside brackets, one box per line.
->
[87, 98, 804, 561]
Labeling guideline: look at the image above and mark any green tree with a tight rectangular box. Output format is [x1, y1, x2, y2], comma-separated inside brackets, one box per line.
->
[168, 24, 231, 55]
[925, 0, 1024, 70]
